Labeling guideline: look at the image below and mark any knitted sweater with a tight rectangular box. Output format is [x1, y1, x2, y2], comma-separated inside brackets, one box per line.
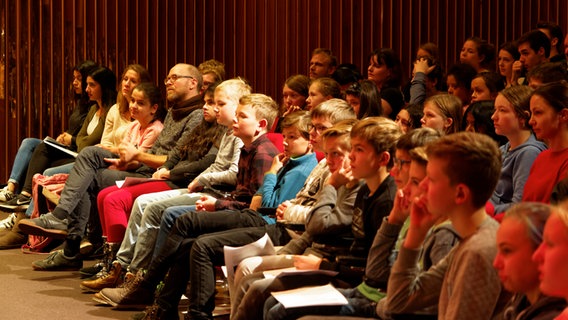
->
[99, 104, 132, 149]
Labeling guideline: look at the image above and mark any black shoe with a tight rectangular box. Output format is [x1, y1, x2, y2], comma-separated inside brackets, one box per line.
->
[79, 261, 105, 278]
[0, 194, 31, 211]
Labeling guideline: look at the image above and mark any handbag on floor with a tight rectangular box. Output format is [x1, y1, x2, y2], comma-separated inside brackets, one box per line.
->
[21, 173, 67, 254]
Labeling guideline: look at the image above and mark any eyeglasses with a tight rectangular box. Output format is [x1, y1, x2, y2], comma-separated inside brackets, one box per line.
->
[393, 157, 411, 170]
[164, 74, 194, 85]
[308, 124, 330, 133]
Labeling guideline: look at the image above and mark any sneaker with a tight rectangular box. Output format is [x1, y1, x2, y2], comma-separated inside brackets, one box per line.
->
[18, 212, 68, 239]
[0, 187, 15, 202]
[80, 261, 125, 292]
[0, 213, 18, 230]
[0, 193, 31, 211]
[97, 269, 154, 309]
[32, 250, 83, 271]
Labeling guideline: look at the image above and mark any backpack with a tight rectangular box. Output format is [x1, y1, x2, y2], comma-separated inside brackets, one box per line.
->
[21, 173, 67, 254]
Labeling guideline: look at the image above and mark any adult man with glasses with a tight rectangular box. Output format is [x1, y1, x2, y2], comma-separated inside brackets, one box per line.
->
[20, 64, 205, 271]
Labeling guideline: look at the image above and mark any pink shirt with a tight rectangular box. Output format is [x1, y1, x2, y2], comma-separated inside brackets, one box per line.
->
[122, 120, 164, 152]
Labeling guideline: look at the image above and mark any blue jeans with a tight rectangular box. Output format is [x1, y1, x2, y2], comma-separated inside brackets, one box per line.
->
[8, 138, 42, 189]
[153, 204, 196, 258]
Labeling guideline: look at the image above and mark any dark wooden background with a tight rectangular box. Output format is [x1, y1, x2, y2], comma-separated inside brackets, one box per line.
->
[1, 0, 567, 182]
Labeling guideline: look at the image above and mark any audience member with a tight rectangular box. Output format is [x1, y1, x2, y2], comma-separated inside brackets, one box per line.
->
[463, 100, 507, 145]
[446, 63, 477, 111]
[420, 94, 462, 134]
[513, 30, 551, 85]
[309, 48, 337, 79]
[395, 103, 423, 134]
[494, 202, 566, 320]
[460, 36, 495, 73]
[305, 77, 342, 110]
[272, 74, 310, 132]
[536, 21, 566, 63]
[470, 71, 505, 103]
[197, 59, 225, 93]
[527, 61, 568, 89]
[498, 42, 521, 87]
[344, 79, 382, 119]
[523, 81, 568, 203]
[532, 202, 568, 319]
[488, 86, 547, 220]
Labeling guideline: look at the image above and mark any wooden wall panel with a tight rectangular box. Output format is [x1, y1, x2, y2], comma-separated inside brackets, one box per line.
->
[0, 0, 567, 181]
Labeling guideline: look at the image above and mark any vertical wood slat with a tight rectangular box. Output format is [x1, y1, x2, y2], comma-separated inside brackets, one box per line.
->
[1, 0, 568, 181]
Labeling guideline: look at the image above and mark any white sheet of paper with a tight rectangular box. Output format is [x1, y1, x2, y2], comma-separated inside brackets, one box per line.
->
[271, 283, 348, 308]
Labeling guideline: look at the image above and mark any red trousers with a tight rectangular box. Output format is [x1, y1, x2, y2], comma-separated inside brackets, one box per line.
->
[97, 181, 171, 242]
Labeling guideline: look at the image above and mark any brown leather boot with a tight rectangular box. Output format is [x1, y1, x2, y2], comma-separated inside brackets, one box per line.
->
[80, 261, 125, 292]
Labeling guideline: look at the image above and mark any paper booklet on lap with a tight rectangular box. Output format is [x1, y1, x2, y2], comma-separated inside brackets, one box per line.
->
[223, 233, 276, 298]
[43, 136, 78, 158]
[271, 283, 348, 308]
[115, 177, 162, 188]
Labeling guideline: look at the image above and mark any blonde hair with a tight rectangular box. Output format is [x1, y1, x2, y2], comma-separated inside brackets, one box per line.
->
[311, 98, 356, 124]
[239, 93, 279, 130]
[504, 202, 552, 248]
[216, 78, 252, 105]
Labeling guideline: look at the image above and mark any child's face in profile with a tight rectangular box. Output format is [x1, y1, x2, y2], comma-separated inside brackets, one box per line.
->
[419, 157, 454, 219]
[309, 116, 332, 152]
[470, 77, 492, 103]
[421, 102, 450, 133]
[390, 149, 412, 189]
[348, 136, 383, 180]
[532, 212, 568, 299]
[214, 88, 239, 127]
[203, 92, 217, 123]
[282, 126, 310, 158]
[306, 83, 327, 110]
[232, 103, 260, 141]
[494, 217, 540, 295]
[323, 136, 349, 174]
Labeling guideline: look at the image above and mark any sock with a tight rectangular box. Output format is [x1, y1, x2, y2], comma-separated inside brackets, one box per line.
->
[51, 207, 68, 220]
[63, 235, 81, 257]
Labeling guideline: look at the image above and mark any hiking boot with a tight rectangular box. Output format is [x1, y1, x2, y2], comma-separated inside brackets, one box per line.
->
[80, 261, 125, 292]
[0, 193, 31, 211]
[98, 269, 154, 309]
[0, 213, 28, 249]
[32, 250, 83, 271]
[92, 271, 135, 304]
[0, 187, 15, 202]
[131, 303, 180, 320]
[18, 212, 68, 239]
[0, 212, 18, 230]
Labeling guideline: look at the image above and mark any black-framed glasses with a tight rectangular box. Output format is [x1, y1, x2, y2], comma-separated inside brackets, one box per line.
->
[308, 124, 330, 133]
[164, 74, 194, 85]
[393, 157, 411, 170]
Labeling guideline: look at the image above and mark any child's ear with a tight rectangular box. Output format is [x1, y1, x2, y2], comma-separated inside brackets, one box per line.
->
[454, 183, 469, 204]
[444, 117, 454, 130]
[380, 151, 391, 166]
[257, 118, 269, 132]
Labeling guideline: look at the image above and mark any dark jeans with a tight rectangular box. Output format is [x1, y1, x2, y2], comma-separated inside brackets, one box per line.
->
[147, 211, 290, 319]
